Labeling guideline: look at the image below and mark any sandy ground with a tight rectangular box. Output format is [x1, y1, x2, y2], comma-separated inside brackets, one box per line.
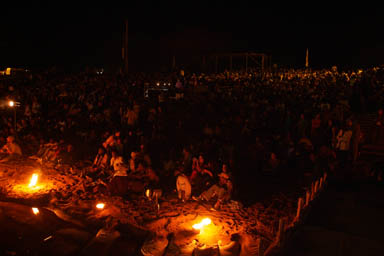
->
[0, 158, 314, 255]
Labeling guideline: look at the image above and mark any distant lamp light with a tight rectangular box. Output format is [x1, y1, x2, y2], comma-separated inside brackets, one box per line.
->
[9, 100, 14, 107]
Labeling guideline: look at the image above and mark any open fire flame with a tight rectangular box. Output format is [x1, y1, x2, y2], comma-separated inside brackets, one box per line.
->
[193, 218, 212, 230]
[96, 203, 105, 209]
[32, 207, 39, 215]
[29, 173, 38, 187]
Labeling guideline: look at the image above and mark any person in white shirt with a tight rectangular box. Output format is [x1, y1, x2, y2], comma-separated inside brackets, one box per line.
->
[175, 167, 191, 202]
[107, 150, 130, 196]
[0, 136, 22, 162]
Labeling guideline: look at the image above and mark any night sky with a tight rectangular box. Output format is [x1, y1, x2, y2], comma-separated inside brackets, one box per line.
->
[1, 4, 384, 71]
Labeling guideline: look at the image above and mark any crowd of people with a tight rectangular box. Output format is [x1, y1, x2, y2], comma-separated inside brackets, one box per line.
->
[1, 65, 384, 208]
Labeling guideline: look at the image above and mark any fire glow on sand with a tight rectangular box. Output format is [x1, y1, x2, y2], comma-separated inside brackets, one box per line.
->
[193, 218, 212, 231]
[11, 172, 53, 196]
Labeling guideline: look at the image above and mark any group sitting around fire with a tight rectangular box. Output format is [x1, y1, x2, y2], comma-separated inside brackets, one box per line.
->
[1, 65, 384, 210]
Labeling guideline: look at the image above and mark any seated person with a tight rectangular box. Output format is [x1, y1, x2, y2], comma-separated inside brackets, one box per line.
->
[129, 151, 139, 173]
[107, 150, 130, 196]
[43, 143, 60, 163]
[193, 171, 233, 210]
[139, 143, 152, 167]
[93, 147, 109, 169]
[190, 154, 214, 195]
[132, 160, 159, 185]
[31, 139, 60, 164]
[109, 150, 129, 176]
[102, 131, 121, 152]
[0, 136, 23, 162]
[30, 138, 47, 159]
[175, 167, 192, 202]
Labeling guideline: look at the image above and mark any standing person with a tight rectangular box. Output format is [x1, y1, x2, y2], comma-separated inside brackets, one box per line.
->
[335, 119, 353, 170]
[323, 119, 337, 149]
[311, 113, 322, 149]
[295, 113, 309, 142]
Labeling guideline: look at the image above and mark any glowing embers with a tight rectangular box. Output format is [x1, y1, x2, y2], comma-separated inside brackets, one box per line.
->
[29, 173, 38, 188]
[193, 218, 212, 230]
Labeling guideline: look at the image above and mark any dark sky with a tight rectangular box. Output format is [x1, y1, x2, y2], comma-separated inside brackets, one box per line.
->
[1, 4, 384, 71]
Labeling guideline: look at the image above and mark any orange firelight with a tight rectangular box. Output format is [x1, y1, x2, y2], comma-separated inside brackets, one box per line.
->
[193, 218, 212, 230]
[29, 173, 38, 187]
[96, 203, 105, 209]
[32, 207, 39, 215]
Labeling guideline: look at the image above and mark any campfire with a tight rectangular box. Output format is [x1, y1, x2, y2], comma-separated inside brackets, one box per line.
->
[96, 203, 105, 210]
[10, 172, 53, 197]
[32, 207, 39, 215]
[192, 217, 212, 232]
[29, 173, 39, 188]
[188, 217, 226, 246]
